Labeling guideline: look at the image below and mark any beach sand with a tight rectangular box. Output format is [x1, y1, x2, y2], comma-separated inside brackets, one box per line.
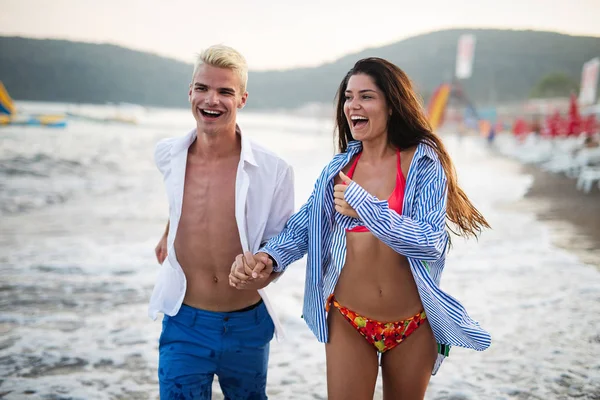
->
[515, 164, 600, 268]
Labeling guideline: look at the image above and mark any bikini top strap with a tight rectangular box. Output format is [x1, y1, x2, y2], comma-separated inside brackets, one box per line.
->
[346, 152, 362, 179]
[397, 149, 406, 183]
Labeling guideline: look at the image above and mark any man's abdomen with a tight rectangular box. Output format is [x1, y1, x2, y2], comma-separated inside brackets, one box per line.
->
[175, 210, 261, 312]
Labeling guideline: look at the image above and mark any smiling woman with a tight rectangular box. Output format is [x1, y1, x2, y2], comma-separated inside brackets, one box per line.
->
[343, 75, 390, 142]
[234, 57, 491, 400]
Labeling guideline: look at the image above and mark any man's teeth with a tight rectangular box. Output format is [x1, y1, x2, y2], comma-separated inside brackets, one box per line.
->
[203, 110, 221, 115]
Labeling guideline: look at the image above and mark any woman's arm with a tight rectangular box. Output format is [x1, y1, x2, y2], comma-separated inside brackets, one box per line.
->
[259, 159, 335, 272]
[258, 189, 314, 272]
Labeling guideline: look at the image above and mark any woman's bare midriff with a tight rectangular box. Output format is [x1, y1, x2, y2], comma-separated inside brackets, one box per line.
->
[334, 232, 422, 322]
[333, 146, 420, 321]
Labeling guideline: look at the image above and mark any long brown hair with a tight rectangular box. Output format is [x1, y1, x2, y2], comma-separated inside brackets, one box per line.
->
[334, 57, 489, 238]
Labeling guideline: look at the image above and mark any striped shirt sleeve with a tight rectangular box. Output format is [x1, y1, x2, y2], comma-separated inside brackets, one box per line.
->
[259, 187, 315, 272]
[344, 156, 448, 260]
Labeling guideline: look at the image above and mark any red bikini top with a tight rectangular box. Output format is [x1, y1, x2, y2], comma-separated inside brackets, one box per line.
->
[345, 150, 406, 233]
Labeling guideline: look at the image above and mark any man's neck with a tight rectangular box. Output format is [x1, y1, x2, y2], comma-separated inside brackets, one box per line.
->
[190, 125, 240, 160]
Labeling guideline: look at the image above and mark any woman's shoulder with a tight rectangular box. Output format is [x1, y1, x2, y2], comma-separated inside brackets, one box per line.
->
[416, 141, 440, 161]
[410, 143, 446, 182]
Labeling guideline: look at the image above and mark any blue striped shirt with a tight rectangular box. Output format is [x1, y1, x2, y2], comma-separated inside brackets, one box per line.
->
[260, 140, 491, 360]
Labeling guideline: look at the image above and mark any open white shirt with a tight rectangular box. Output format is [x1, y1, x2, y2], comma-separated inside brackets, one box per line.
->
[148, 127, 295, 340]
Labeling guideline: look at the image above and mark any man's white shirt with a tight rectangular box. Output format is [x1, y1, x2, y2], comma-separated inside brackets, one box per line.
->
[148, 127, 294, 340]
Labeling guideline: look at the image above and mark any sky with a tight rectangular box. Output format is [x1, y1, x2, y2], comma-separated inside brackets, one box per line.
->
[1, 0, 599, 71]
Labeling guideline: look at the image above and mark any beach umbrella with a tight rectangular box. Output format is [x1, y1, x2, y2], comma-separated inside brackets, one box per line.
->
[558, 114, 569, 136]
[546, 111, 561, 138]
[512, 117, 528, 136]
[566, 93, 582, 136]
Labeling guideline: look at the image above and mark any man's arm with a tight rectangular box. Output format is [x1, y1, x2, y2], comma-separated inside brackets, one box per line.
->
[261, 163, 295, 242]
[154, 221, 169, 264]
[250, 162, 293, 284]
[229, 161, 294, 288]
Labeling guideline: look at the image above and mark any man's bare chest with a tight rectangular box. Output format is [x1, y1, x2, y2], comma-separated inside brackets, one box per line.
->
[180, 162, 237, 221]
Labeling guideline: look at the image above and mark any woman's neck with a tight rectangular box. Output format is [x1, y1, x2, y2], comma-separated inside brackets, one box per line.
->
[360, 135, 395, 163]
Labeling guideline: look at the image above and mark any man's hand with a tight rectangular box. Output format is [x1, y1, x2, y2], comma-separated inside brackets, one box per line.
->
[333, 171, 359, 218]
[155, 234, 168, 264]
[229, 252, 273, 290]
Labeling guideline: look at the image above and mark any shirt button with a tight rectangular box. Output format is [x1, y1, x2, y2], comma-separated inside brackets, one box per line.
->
[223, 317, 229, 322]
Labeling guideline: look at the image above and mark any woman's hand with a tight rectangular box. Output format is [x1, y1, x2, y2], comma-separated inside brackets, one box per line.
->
[229, 252, 274, 290]
[333, 171, 359, 218]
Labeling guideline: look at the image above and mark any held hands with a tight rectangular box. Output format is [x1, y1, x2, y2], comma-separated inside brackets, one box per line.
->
[333, 171, 359, 218]
[229, 251, 274, 290]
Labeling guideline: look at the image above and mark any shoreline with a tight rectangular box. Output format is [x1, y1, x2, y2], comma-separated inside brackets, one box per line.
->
[514, 163, 600, 268]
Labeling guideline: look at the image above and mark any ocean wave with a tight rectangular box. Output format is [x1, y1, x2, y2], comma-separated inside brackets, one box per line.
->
[0, 151, 131, 215]
[0, 154, 84, 178]
[0, 189, 72, 215]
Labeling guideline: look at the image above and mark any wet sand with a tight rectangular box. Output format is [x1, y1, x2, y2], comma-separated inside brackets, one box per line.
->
[517, 165, 600, 268]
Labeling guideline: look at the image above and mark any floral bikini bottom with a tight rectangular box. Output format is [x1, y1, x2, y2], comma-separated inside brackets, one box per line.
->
[326, 294, 427, 353]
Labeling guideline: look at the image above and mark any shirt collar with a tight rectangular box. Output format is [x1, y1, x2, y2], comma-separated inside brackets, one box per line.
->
[347, 139, 438, 161]
[415, 141, 439, 161]
[238, 124, 258, 167]
[171, 128, 196, 155]
[347, 140, 362, 152]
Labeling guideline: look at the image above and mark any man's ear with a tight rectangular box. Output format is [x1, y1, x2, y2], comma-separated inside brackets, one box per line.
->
[239, 91, 248, 109]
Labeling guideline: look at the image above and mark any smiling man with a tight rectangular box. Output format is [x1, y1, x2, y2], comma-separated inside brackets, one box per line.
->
[148, 45, 294, 399]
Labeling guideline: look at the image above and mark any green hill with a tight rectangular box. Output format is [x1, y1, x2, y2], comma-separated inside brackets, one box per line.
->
[0, 37, 190, 107]
[1, 29, 598, 110]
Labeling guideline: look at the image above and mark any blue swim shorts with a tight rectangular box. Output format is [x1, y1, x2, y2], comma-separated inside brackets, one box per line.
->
[158, 301, 274, 399]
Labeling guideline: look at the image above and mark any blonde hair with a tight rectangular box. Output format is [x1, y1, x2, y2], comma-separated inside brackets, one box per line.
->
[192, 45, 248, 93]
